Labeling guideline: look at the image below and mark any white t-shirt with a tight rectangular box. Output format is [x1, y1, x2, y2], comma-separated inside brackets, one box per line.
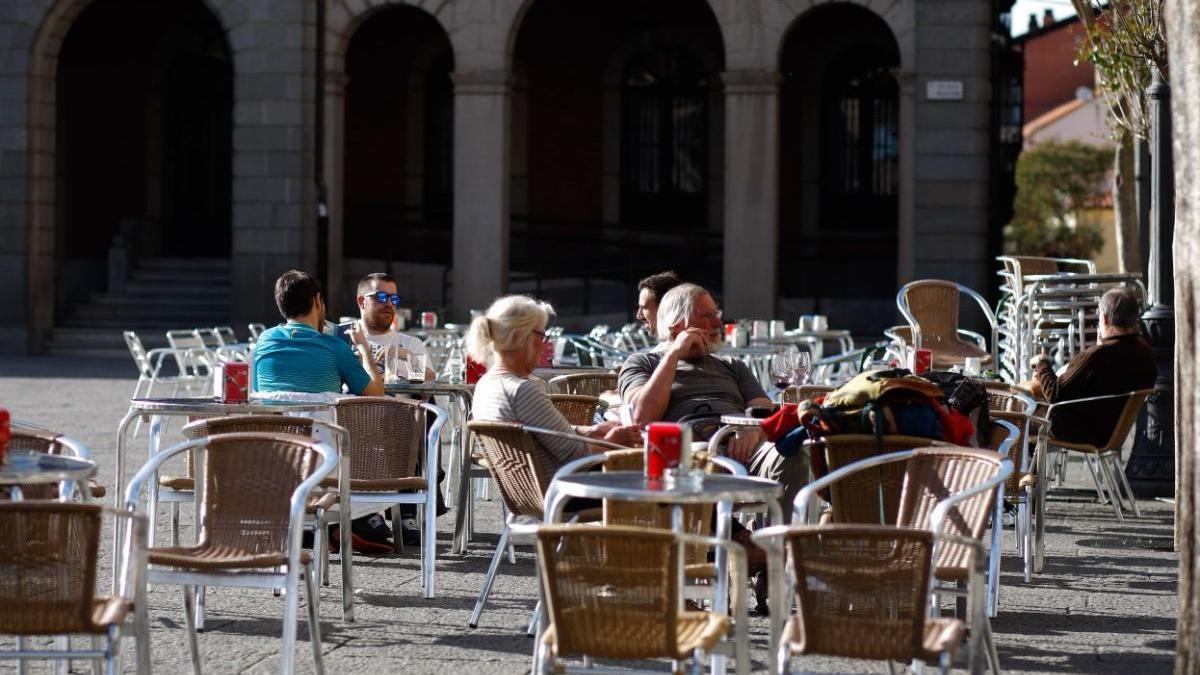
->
[361, 323, 427, 377]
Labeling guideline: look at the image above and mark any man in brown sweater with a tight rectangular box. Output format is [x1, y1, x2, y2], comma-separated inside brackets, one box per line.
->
[1023, 287, 1156, 447]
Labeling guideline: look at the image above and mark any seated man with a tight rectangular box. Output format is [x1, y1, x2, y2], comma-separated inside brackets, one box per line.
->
[253, 270, 393, 552]
[618, 283, 807, 513]
[1024, 287, 1156, 446]
[635, 270, 682, 339]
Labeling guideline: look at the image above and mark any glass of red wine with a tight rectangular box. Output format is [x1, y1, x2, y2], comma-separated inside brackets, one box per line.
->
[770, 353, 795, 391]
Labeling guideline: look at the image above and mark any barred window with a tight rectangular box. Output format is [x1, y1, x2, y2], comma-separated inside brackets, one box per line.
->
[622, 49, 708, 197]
[826, 65, 899, 198]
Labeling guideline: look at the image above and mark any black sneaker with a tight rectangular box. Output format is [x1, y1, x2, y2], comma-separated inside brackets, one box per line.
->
[399, 517, 421, 546]
[349, 514, 394, 554]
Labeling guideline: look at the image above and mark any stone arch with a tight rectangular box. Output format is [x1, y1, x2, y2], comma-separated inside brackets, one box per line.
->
[770, 0, 915, 72]
[320, 0, 456, 311]
[23, 0, 234, 350]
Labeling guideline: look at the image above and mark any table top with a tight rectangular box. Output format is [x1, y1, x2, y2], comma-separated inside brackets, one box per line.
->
[384, 381, 473, 395]
[129, 397, 332, 414]
[549, 470, 781, 504]
[0, 452, 97, 485]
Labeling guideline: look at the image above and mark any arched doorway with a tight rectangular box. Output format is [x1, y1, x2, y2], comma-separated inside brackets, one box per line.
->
[342, 6, 454, 273]
[778, 3, 901, 331]
[510, 0, 724, 312]
[55, 0, 231, 312]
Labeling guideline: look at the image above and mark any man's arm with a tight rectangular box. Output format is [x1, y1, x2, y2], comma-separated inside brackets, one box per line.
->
[347, 325, 385, 395]
[623, 328, 709, 425]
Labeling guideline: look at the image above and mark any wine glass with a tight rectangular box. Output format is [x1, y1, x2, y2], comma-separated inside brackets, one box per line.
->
[792, 350, 812, 386]
[769, 353, 795, 391]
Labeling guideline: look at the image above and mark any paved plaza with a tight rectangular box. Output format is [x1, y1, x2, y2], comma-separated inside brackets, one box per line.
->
[0, 356, 1179, 674]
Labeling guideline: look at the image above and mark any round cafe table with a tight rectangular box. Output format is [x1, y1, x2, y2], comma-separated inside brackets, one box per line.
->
[544, 471, 782, 675]
[0, 452, 97, 501]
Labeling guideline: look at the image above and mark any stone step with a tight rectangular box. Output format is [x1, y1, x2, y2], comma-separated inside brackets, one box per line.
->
[136, 257, 231, 271]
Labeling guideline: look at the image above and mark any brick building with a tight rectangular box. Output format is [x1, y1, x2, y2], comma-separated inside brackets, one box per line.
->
[1018, 10, 1095, 121]
[0, 0, 1022, 353]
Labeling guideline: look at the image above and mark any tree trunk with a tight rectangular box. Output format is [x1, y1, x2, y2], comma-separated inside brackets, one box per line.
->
[1167, 3, 1200, 672]
[1113, 132, 1141, 274]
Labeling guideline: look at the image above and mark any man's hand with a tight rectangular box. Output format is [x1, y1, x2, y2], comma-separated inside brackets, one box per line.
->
[602, 425, 643, 447]
[348, 322, 371, 353]
[668, 327, 709, 361]
[1029, 352, 1051, 370]
[726, 428, 763, 464]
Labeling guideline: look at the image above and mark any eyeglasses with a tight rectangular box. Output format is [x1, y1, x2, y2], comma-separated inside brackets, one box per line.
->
[532, 330, 553, 344]
[363, 291, 402, 306]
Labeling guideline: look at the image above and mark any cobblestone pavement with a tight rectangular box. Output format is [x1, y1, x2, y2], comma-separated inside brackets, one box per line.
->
[0, 356, 1179, 674]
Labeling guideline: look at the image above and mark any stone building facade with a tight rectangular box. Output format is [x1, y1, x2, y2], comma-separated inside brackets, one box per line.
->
[0, 0, 1020, 353]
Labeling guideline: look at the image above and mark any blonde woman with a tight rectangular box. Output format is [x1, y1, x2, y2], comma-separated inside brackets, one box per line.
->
[468, 295, 640, 472]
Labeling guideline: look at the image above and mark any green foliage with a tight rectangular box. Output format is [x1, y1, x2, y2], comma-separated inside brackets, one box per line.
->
[1005, 140, 1114, 259]
[1070, 0, 1168, 139]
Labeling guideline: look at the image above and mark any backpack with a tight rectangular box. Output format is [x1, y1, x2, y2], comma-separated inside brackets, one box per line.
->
[919, 371, 991, 447]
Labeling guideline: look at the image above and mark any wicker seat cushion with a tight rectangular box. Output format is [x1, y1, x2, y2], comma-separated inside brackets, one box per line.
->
[926, 340, 992, 368]
[543, 611, 730, 660]
[150, 544, 311, 570]
[318, 477, 427, 491]
[782, 614, 964, 663]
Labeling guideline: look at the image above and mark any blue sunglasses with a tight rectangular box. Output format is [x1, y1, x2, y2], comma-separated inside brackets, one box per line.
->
[364, 291, 402, 306]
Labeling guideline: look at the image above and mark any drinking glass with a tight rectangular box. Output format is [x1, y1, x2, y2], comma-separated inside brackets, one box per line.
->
[792, 350, 812, 386]
[407, 353, 427, 382]
[384, 346, 404, 383]
[769, 353, 795, 391]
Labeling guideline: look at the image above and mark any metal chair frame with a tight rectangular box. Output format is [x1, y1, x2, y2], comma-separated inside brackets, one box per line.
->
[123, 433, 337, 675]
[896, 280, 999, 369]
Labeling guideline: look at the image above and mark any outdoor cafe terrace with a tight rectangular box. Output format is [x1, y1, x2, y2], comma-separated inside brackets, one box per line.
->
[0, 258, 1179, 674]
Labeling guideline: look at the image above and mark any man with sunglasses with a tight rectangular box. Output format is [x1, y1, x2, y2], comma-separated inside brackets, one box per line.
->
[354, 272, 445, 546]
[355, 272, 435, 381]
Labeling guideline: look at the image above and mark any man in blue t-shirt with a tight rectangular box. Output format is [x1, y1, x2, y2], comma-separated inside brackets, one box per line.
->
[253, 270, 384, 396]
[253, 270, 392, 552]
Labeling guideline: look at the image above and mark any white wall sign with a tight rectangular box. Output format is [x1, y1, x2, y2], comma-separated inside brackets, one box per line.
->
[926, 80, 964, 101]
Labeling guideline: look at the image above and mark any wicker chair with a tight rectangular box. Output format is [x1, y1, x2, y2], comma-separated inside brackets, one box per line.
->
[792, 446, 1012, 674]
[0, 502, 149, 675]
[755, 524, 966, 675]
[178, 414, 355, 621]
[1040, 389, 1154, 523]
[549, 394, 606, 426]
[896, 280, 998, 370]
[533, 524, 748, 674]
[547, 372, 619, 398]
[981, 385, 1039, 582]
[7, 422, 105, 501]
[779, 385, 834, 405]
[124, 432, 337, 675]
[819, 435, 947, 525]
[466, 421, 625, 629]
[332, 396, 446, 598]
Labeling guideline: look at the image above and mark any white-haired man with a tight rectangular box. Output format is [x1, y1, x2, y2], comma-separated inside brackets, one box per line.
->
[618, 283, 808, 514]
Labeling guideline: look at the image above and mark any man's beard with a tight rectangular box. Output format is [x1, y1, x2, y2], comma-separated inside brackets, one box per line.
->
[705, 332, 723, 354]
[364, 311, 393, 333]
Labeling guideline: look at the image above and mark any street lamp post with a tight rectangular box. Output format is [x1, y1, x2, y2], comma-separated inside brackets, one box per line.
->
[1126, 69, 1175, 498]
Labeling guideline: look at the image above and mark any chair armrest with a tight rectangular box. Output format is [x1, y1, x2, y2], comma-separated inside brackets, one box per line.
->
[523, 425, 632, 451]
[1043, 390, 1151, 415]
[792, 449, 917, 523]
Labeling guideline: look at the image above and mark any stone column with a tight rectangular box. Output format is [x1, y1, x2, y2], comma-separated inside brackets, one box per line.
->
[451, 69, 511, 320]
[721, 69, 779, 319]
[323, 70, 347, 313]
[896, 71, 917, 286]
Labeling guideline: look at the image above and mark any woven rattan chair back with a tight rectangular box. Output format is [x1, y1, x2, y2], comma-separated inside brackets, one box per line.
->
[990, 411, 1028, 496]
[536, 525, 680, 659]
[180, 415, 316, 483]
[781, 385, 835, 405]
[1094, 390, 1153, 454]
[0, 502, 104, 634]
[786, 525, 934, 661]
[1010, 256, 1061, 277]
[896, 447, 1004, 573]
[7, 425, 83, 500]
[902, 281, 962, 349]
[547, 373, 618, 397]
[983, 385, 1036, 415]
[822, 435, 937, 525]
[468, 421, 559, 519]
[600, 449, 713, 566]
[335, 397, 423, 481]
[549, 394, 603, 426]
[195, 433, 322, 558]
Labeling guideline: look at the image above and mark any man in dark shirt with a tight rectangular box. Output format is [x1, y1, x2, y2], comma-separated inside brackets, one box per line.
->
[619, 283, 807, 513]
[1026, 287, 1156, 447]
